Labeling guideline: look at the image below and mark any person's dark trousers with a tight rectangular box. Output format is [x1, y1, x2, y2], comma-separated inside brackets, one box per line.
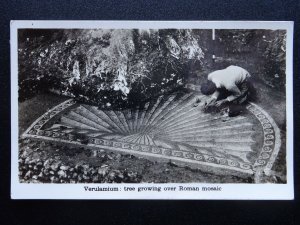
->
[219, 78, 253, 117]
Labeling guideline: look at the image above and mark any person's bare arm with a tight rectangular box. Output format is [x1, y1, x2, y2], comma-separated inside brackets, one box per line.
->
[204, 90, 220, 108]
[215, 85, 241, 107]
[211, 90, 220, 100]
[226, 85, 241, 102]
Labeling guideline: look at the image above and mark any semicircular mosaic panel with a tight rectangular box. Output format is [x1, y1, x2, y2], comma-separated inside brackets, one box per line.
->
[22, 93, 281, 175]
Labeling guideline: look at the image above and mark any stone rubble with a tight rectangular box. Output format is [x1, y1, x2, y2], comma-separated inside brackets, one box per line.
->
[18, 139, 142, 184]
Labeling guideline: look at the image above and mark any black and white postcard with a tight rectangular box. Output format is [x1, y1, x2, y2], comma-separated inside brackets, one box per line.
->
[11, 21, 294, 199]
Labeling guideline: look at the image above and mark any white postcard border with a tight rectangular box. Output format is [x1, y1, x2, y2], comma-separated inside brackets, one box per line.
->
[10, 20, 294, 200]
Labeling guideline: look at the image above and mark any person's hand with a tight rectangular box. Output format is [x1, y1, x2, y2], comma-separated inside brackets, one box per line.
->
[204, 97, 217, 108]
[193, 97, 202, 107]
[215, 99, 228, 107]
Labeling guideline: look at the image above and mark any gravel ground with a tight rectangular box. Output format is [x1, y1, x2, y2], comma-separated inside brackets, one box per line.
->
[19, 139, 142, 183]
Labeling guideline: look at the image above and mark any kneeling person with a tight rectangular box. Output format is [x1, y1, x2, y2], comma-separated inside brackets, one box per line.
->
[200, 65, 252, 116]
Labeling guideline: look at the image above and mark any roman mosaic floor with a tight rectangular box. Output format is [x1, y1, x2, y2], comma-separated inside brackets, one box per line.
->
[22, 93, 281, 176]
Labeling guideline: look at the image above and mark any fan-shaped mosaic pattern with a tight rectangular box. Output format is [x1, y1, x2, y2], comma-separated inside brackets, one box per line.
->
[23, 93, 281, 175]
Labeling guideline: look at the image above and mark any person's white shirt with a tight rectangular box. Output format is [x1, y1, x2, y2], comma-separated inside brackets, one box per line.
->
[207, 65, 251, 102]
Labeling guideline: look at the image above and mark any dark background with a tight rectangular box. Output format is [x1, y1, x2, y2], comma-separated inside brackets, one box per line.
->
[0, 0, 299, 224]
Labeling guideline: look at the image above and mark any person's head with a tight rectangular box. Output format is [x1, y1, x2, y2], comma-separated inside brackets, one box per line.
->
[201, 80, 217, 95]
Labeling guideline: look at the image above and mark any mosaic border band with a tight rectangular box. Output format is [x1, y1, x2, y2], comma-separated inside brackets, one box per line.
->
[246, 103, 281, 175]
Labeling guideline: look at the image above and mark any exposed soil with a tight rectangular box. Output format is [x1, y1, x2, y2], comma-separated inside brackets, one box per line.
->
[19, 93, 70, 135]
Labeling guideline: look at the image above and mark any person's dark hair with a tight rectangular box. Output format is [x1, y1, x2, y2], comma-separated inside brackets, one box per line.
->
[201, 80, 217, 95]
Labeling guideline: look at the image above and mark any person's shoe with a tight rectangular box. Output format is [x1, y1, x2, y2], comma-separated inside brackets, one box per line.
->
[228, 105, 243, 117]
[228, 109, 241, 117]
